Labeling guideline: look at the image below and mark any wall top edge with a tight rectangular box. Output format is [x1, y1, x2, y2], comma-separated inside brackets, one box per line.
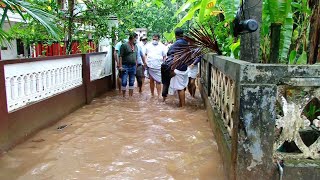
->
[0, 52, 107, 65]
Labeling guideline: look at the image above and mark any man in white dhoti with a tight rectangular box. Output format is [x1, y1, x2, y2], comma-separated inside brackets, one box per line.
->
[145, 34, 166, 98]
[162, 28, 189, 107]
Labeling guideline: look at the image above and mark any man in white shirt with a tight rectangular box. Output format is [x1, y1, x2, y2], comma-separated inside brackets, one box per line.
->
[139, 36, 148, 54]
[145, 34, 166, 98]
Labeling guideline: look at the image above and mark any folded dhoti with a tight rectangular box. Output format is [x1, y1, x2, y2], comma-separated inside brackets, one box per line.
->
[188, 65, 198, 79]
[169, 69, 189, 95]
[148, 67, 161, 83]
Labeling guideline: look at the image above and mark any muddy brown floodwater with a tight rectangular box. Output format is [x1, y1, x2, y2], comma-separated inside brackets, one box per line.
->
[0, 81, 225, 180]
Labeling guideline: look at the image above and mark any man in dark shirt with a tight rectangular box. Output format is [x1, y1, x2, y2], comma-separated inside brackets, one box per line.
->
[119, 33, 138, 97]
[161, 28, 188, 105]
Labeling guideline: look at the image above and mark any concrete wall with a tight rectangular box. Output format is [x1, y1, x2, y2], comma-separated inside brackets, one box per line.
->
[199, 53, 320, 180]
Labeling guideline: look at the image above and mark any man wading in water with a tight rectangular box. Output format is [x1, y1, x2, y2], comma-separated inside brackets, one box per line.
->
[119, 33, 138, 97]
[145, 34, 167, 98]
[161, 28, 189, 107]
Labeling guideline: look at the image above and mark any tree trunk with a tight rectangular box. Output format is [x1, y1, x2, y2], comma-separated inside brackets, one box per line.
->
[240, 0, 262, 63]
[308, 0, 320, 64]
[66, 0, 75, 55]
[270, 23, 282, 63]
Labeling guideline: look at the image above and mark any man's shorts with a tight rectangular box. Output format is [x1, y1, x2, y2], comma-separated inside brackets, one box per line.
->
[136, 65, 144, 78]
[136, 65, 145, 87]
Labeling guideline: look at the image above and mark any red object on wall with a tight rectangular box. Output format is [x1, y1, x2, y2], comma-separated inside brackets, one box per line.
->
[52, 43, 59, 56]
[33, 41, 96, 57]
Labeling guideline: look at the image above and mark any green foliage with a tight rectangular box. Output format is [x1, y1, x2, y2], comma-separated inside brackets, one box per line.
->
[264, 0, 292, 23]
[261, 0, 312, 63]
[3, 0, 316, 63]
[230, 38, 240, 58]
[5, 0, 65, 46]
[217, 0, 239, 22]
[289, 50, 297, 64]
[164, 0, 240, 56]
[1, 0, 62, 41]
[304, 104, 320, 121]
[279, 4, 293, 62]
[296, 51, 307, 64]
[262, 0, 293, 63]
[80, 0, 132, 42]
[116, 0, 178, 41]
[78, 39, 93, 53]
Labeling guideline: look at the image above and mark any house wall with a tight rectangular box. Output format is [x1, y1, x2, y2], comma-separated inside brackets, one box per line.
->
[1, 22, 18, 60]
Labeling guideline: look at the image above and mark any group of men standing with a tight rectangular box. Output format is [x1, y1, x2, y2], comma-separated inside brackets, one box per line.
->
[114, 28, 199, 107]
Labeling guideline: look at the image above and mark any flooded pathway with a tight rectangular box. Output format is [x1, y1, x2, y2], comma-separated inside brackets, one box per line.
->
[0, 81, 225, 180]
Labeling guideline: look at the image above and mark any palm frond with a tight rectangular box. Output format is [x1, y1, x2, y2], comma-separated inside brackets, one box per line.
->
[1, 0, 61, 40]
[0, 29, 11, 47]
[16, 1, 61, 39]
[171, 24, 221, 70]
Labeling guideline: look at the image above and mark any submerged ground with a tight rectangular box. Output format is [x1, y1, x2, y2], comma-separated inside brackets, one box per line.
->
[0, 80, 224, 180]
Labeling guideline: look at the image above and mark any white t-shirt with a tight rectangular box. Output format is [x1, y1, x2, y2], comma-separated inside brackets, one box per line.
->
[145, 42, 166, 69]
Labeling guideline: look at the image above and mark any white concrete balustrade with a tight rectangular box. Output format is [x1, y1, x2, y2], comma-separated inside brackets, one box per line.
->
[4, 57, 83, 112]
[90, 48, 112, 81]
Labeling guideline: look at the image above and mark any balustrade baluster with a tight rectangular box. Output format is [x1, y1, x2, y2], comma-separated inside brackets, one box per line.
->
[56, 70, 59, 91]
[17, 77, 22, 99]
[78, 65, 82, 84]
[35, 73, 41, 99]
[46, 71, 51, 93]
[67, 66, 71, 86]
[74, 65, 78, 85]
[24, 75, 31, 105]
[5, 77, 12, 111]
[74, 66, 78, 84]
[12, 77, 18, 102]
[19, 76, 26, 106]
[40, 72, 44, 94]
[40, 72, 45, 96]
[30, 74, 35, 95]
[65, 67, 69, 87]
[58, 68, 63, 90]
[50, 70, 54, 94]
[24, 75, 30, 96]
[63, 68, 67, 90]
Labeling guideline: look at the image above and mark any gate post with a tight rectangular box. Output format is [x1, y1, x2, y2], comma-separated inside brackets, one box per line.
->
[82, 54, 92, 104]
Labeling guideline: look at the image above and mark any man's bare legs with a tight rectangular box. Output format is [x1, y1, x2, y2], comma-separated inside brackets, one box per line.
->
[117, 77, 122, 93]
[156, 82, 161, 99]
[188, 78, 196, 97]
[149, 77, 161, 98]
[122, 89, 133, 97]
[129, 89, 133, 96]
[178, 89, 185, 107]
[150, 77, 155, 96]
[141, 78, 145, 92]
[138, 77, 144, 93]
